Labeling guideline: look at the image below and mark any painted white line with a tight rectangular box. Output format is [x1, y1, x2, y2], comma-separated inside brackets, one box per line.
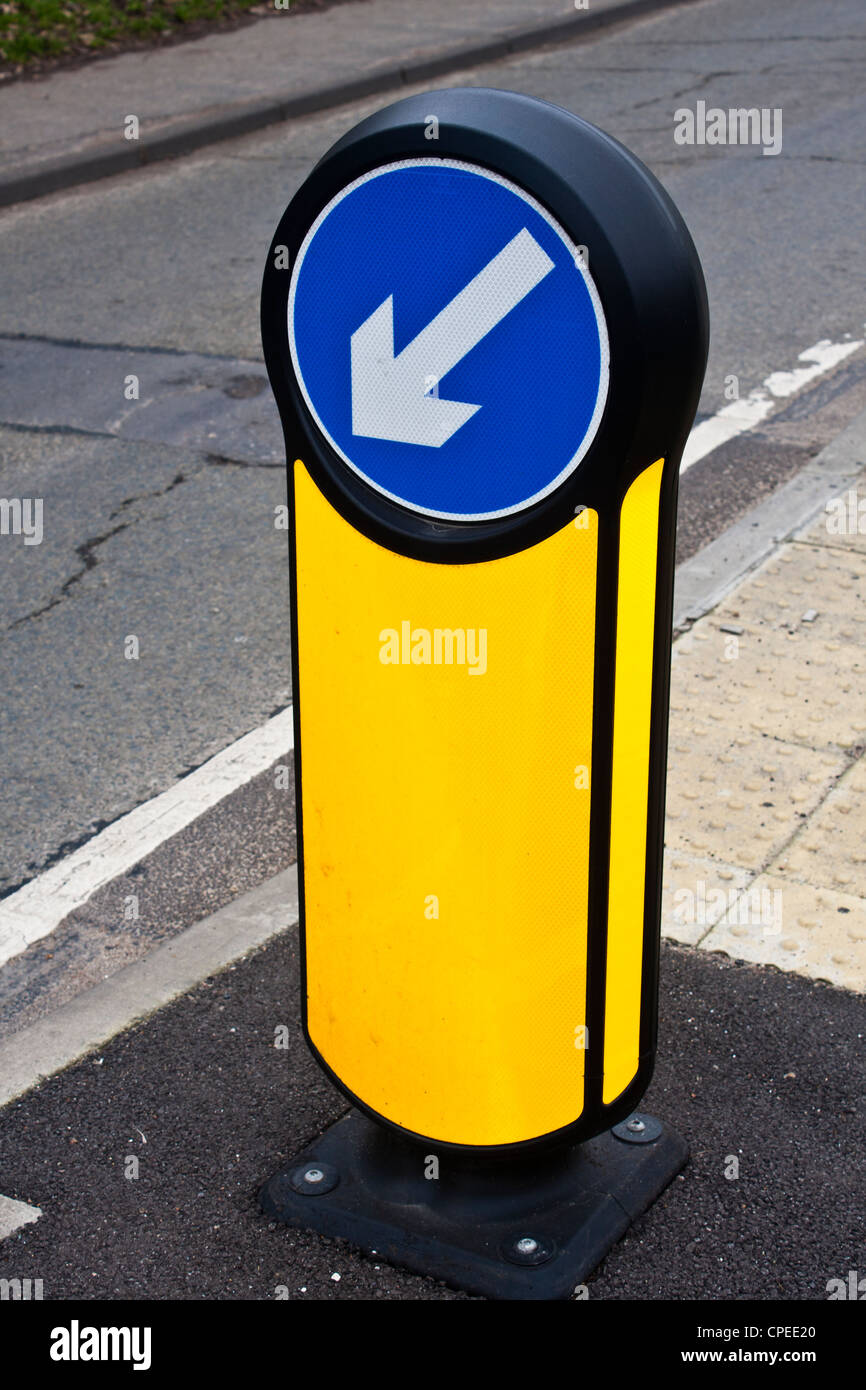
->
[681, 392, 775, 471]
[0, 864, 299, 1110]
[0, 706, 295, 971]
[0, 1194, 43, 1240]
[762, 338, 863, 398]
[0, 338, 858, 975]
[1, 407, 865, 1106]
[681, 336, 864, 474]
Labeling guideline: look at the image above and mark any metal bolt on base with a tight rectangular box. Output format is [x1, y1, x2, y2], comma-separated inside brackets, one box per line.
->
[261, 1107, 688, 1299]
[286, 1160, 340, 1195]
[504, 1234, 556, 1268]
[611, 1112, 663, 1145]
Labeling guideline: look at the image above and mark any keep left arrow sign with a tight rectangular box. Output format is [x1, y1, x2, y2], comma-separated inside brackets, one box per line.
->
[350, 227, 554, 448]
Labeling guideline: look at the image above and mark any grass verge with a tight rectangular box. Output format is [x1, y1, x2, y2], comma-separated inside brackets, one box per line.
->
[0, 0, 358, 77]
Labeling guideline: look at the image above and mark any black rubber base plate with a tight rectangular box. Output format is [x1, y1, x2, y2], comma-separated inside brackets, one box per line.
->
[260, 1109, 688, 1299]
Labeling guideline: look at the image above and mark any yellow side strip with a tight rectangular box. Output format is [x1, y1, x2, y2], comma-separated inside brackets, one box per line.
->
[603, 459, 664, 1104]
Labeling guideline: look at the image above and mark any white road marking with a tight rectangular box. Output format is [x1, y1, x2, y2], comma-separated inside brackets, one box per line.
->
[0, 1194, 43, 1240]
[0, 706, 294, 970]
[680, 336, 864, 474]
[1, 399, 865, 1105]
[0, 338, 861, 978]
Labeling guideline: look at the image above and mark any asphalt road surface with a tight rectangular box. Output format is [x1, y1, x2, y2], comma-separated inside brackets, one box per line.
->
[1, 0, 865, 910]
[1, 929, 863, 1303]
[1, 0, 865, 1313]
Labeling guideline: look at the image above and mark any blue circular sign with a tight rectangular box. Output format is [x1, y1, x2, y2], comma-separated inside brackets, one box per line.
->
[289, 159, 609, 521]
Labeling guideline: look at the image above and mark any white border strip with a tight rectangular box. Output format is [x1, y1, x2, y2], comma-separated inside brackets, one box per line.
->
[0, 706, 295, 970]
[681, 337, 864, 474]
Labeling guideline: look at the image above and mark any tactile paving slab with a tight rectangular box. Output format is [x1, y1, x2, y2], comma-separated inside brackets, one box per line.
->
[670, 621, 866, 753]
[661, 848, 752, 946]
[700, 874, 866, 993]
[664, 717, 845, 870]
[663, 471, 866, 992]
[799, 474, 866, 556]
[771, 757, 866, 898]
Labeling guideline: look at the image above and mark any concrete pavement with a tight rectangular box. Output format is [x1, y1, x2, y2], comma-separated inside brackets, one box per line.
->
[0, 0, 705, 205]
[666, 426, 866, 991]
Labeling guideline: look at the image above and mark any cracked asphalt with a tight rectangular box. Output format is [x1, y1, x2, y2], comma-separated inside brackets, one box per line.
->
[0, 424, 291, 897]
[1, 0, 865, 906]
[0, 0, 864, 1324]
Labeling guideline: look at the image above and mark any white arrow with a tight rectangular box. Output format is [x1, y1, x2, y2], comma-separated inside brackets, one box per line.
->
[350, 227, 555, 448]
